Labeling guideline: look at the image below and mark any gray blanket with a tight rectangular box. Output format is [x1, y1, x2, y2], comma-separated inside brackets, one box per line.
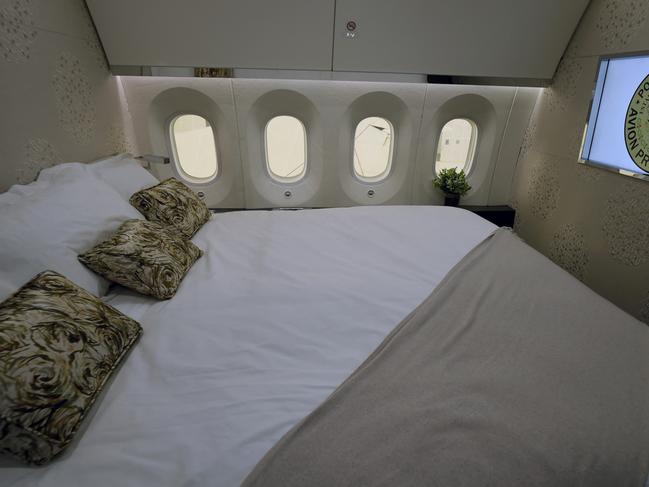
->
[243, 229, 649, 487]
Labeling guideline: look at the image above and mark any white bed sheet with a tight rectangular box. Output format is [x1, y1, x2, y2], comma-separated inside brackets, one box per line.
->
[2, 206, 496, 487]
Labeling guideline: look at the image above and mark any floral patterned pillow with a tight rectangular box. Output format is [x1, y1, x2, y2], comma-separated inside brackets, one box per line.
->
[0, 270, 142, 465]
[129, 178, 211, 239]
[78, 219, 203, 300]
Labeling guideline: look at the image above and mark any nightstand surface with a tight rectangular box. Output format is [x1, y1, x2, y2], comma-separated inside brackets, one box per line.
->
[460, 205, 515, 227]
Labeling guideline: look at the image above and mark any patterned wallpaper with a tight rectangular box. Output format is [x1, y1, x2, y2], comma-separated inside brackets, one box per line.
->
[511, 0, 649, 323]
[0, 0, 136, 190]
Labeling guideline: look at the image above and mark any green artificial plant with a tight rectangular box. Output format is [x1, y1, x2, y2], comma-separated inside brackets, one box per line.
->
[433, 168, 471, 195]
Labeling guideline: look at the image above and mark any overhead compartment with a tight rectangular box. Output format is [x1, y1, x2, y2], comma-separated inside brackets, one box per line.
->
[85, 0, 336, 71]
[86, 0, 589, 83]
[332, 0, 589, 80]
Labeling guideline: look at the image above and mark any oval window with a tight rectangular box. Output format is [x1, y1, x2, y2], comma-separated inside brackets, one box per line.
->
[169, 114, 218, 181]
[353, 117, 394, 182]
[435, 118, 478, 175]
[265, 116, 307, 182]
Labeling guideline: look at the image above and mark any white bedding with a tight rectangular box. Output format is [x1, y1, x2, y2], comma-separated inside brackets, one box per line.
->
[2, 206, 496, 487]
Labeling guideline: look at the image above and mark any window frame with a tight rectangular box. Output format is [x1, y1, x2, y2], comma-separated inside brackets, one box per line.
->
[264, 115, 308, 184]
[434, 118, 479, 176]
[352, 116, 395, 184]
[168, 113, 219, 185]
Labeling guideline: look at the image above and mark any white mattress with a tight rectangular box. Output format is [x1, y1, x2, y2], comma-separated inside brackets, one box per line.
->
[2, 206, 496, 486]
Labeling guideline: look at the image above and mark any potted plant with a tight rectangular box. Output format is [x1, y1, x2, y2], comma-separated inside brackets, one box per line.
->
[433, 168, 471, 207]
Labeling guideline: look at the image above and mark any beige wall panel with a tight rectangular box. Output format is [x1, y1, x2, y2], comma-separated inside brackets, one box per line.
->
[119, 76, 245, 209]
[489, 87, 540, 205]
[512, 0, 649, 322]
[567, 0, 649, 58]
[529, 57, 599, 160]
[411, 85, 523, 206]
[0, 0, 134, 191]
[232, 79, 427, 208]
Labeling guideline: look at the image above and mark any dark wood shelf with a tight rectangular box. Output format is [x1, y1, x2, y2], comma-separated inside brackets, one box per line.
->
[460, 205, 515, 227]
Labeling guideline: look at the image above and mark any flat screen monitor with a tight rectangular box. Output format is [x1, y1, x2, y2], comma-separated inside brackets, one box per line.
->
[581, 53, 649, 179]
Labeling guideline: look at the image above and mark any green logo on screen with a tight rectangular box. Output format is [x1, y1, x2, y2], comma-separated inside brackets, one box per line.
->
[625, 74, 649, 173]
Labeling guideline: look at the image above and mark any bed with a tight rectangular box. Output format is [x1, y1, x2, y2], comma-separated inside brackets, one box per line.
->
[1, 156, 649, 486]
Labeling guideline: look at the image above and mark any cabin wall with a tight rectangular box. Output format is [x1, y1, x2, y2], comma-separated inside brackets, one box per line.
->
[0, 0, 137, 191]
[511, 0, 649, 322]
[120, 77, 538, 209]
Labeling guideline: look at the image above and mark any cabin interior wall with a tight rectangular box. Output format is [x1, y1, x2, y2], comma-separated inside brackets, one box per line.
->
[511, 0, 649, 322]
[120, 76, 538, 209]
[0, 0, 137, 191]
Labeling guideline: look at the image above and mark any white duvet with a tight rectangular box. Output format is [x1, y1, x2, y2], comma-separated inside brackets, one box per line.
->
[2, 206, 495, 487]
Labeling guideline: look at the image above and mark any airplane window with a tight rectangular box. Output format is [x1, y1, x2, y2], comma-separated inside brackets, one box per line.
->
[265, 116, 307, 182]
[435, 118, 478, 175]
[169, 114, 218, 181]
[353, 117, 394, 182]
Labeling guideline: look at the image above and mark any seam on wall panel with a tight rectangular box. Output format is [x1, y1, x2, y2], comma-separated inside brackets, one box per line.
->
[509, 89, 543, 192]
[115, 77, 138, 154]
[557, 0, 592, 66]
[31, 2, 111, 44]
[33, 27, 94, 42]
[330, 0, 337, 71]
[487, 88, 518, 204]
[511, 88, 546, 179]
[409, 83, 429, 203]
[229, 79, 248, 206]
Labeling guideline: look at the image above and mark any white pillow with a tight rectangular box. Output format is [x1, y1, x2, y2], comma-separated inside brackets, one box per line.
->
[37, 154, 159, 201]
[34, 162, 86, 180]
[89, 154, 159, 199]
[0, 171, 143, 301]
[7, 168, 74, 198]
